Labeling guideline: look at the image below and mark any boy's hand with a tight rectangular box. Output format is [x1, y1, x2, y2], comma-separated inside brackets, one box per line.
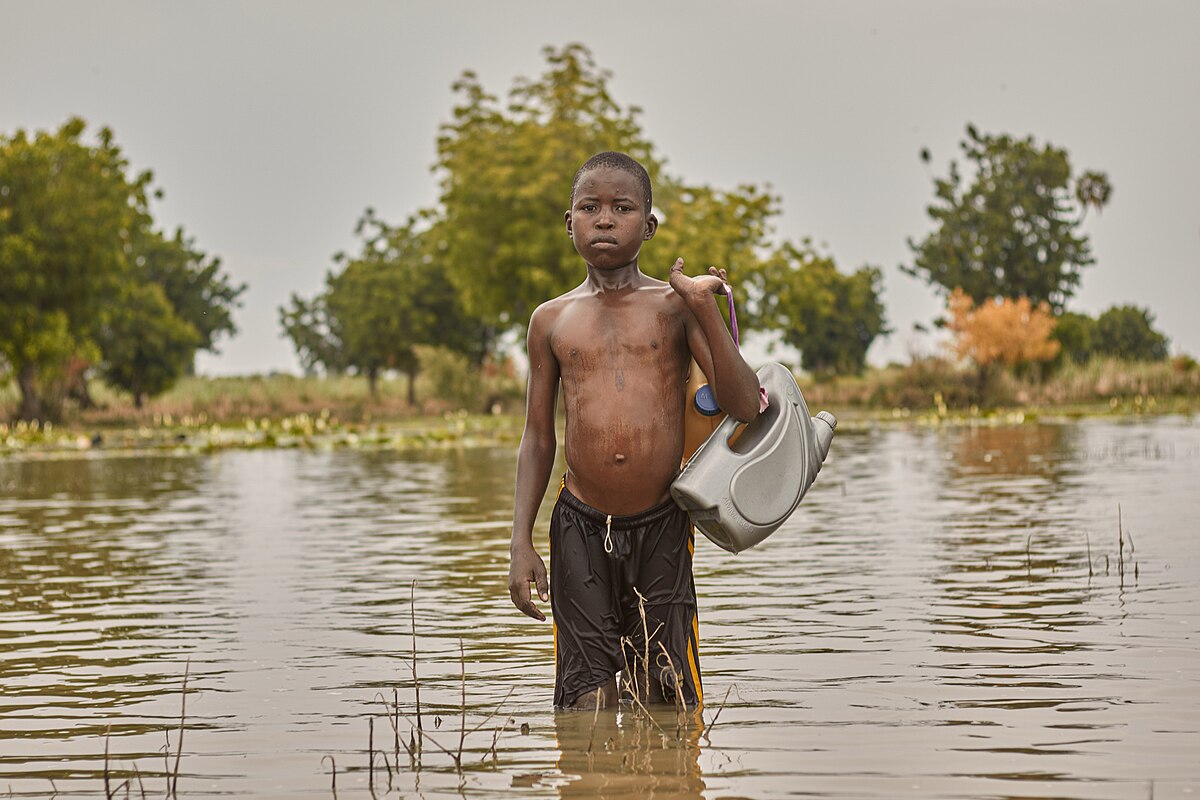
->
[508, 545, 549, 621]
[668, 258, 729, 304]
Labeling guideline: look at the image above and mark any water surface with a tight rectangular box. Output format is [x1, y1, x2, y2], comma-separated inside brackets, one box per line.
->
[1, 418, 1198, 798]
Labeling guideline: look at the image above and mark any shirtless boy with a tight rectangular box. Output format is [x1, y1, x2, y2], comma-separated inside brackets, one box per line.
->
[507, 152, 761, 709]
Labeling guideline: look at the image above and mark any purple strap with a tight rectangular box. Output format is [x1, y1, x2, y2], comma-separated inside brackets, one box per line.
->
[720, 280, 768, 413]
[720, 281, 739, 346]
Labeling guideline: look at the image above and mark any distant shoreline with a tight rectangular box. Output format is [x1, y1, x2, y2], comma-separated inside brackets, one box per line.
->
[2, 402, 1195, 460]
[3, 359, 1197, 457]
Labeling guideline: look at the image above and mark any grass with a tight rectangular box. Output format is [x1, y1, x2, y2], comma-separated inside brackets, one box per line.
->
[1, 356, 1196, 456]
[802, 355, 1200, 423]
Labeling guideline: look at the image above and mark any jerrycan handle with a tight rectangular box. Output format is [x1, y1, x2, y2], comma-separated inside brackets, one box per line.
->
[712, 396, 782, 461]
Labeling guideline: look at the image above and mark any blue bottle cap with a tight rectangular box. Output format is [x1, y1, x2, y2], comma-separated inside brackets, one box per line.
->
[694, 384, 722, 416]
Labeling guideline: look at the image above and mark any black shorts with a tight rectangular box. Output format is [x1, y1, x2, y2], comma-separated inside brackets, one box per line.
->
[549, 482, 702, 708]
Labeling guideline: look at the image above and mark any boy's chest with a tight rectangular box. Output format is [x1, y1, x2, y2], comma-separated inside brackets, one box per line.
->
[551, 302, 687, 372]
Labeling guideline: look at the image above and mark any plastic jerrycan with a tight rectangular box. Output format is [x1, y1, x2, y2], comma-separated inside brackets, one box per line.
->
[682, 358, 724, 463]
[671, 363, 836, 554]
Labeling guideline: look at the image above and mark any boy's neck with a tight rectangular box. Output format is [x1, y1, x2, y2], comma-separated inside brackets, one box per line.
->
[584, 260, 645, 292]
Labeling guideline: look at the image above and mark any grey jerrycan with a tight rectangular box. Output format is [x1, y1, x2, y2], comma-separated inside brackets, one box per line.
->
[671, 363, 836, 554]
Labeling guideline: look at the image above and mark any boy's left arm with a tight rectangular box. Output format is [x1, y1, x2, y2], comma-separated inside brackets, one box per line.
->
[669, 258, 761, 422]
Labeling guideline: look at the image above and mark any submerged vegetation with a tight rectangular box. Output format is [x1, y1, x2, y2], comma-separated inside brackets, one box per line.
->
[82, 584, 730, 798]
[1, 354, 1195, 457]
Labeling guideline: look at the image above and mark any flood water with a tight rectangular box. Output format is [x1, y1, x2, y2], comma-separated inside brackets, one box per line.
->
[1, 417, 1198, 799]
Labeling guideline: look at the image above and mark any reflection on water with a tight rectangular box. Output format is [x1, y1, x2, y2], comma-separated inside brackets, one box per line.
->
[1, 419, 1198, 798]
[552, 709, 705, 799]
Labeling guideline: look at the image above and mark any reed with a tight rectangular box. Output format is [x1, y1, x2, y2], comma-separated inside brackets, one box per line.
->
[654, 642, 690, 740]
[410, 581, 423, 751]
[368, 716, 375, 792]
[703, 685, 734, 744]
[171, 659, 189, 797]
[456, 640, 467, 769]
[321, 755, 338, 798]
[366, 591, 519, 779]
[103, 727, 111, 799]
[585, 688, 602, 765]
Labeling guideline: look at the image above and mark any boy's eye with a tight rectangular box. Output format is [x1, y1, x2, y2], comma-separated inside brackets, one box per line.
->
[616, 205, 631, 212]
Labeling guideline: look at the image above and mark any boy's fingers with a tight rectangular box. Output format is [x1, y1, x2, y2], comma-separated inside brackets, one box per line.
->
[509, 574, 546, 621]
[536, 571, 549, 603]
[522, 588, 545, 621]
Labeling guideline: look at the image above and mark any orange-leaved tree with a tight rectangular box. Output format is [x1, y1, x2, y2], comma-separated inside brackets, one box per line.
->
[946, 288, 1060, 401]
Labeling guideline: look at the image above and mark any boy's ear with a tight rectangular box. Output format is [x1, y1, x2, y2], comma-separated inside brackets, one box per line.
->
[564, 210, 573, 238]
[643, 213, 658, 240]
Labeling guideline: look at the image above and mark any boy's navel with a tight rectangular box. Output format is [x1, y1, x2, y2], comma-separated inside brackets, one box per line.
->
[614, 453, 626, 464]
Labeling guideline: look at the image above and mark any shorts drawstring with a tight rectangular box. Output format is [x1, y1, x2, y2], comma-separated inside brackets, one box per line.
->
[603, 514, 613, 554]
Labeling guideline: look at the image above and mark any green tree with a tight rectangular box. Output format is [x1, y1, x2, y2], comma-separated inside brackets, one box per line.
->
[1095, 304, 1169, 361]
[281, 215, 484, 403]
[0, 118, 152, 420]
[644, 182, 779, 284]
[431, 43, 779, 336]
[280, 292, 346, 377]
[432, 44, 661, 333]
[904, 125, 1112, 313]
[95, 226, 243, 406]
[130, 225, 245, 360]
[746, 242, 889, 375]
[1051, 311, 1098, 364]
[97, 282, 202, 408]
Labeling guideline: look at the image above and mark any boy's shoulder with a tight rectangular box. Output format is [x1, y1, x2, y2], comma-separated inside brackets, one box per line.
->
[530, 277, 687, 336]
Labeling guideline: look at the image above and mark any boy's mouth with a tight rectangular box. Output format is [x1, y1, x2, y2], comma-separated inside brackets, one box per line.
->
[590, 236, 619, 247]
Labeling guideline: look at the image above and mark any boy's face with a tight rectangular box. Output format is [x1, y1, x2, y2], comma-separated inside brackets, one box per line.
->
[565, 166, 657, 270]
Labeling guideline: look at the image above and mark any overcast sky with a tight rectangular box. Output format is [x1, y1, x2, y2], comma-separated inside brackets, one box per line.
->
[3, 0, 1198, 374]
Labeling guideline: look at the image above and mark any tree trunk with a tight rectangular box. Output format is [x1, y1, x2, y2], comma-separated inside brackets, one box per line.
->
[406, 367, 417, 407]
[367, 368, 379, 401]
[17, 364, 43, 422]
[975, 363, 995, 406]
[133, 391, 145, 410]
[477, 325, 494, 367]
[73, 375, 96, 410]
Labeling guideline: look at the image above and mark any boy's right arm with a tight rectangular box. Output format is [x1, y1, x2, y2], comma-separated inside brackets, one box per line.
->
[508, 305, 559, 622]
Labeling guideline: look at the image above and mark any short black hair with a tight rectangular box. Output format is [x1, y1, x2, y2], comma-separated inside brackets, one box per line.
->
[570, 151, 652, 211]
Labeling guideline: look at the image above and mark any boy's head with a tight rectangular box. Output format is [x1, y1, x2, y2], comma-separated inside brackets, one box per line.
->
[570, 152, 652, 211]
[566, 152, 658, 269]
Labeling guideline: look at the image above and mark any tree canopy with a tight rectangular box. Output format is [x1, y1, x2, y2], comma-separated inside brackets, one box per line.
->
[745, 242, 889, 375]
[1095, 305, 1169, 361]
[0, 118, 150, 419]
[0, 118, 243, 419]
[1051, 305, 1170, 364]
[97, 226, 244, 406]
[281, 214, 484, 402]
[129, 225, 245, 354]
[946, 288, 1060, 368]
[98, 281, 203, 408]
[905, 125, 1112, 313]
[431, 44, 660, 332]
[431, 43, 780, 336]
[1050, 311, 1098, 365]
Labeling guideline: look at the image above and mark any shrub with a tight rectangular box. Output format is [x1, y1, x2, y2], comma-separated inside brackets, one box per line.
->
[1094, 305, 1169, 361]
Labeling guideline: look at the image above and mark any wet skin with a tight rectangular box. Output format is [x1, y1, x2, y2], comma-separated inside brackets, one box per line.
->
[507, 167, 760, 705]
